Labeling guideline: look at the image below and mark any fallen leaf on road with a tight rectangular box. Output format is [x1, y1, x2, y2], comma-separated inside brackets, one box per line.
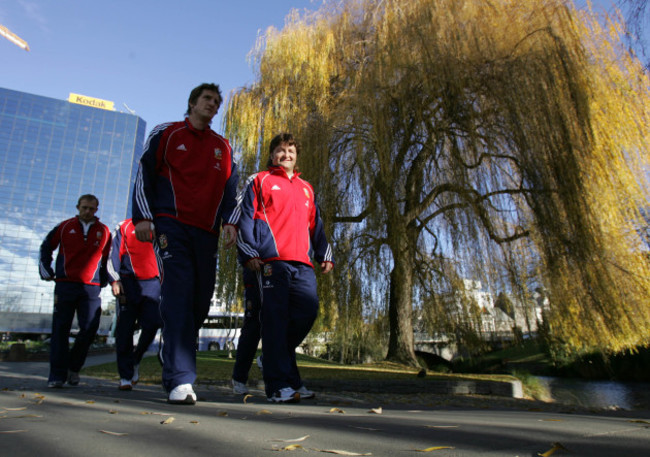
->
[328, 408, 345, 414]
[628, 419, 650, 425]
[311, 449, 372, 455]
[4, 407, 27, 411]
[414, 446, 454, 452]
[271, 435, 310, 443]
[0, 429, 27, 434]
[272, 444, 305, 451]
[538, 442, 567, 457]
[108, 410, 118, 414]
[1, 414, 42, 419]
[243, 394, 253, 404]
[368, 407, 382, 414]
[85, 400, 95, 404]
[160, 417, 175, 425]
[190, 420, 199, 425]
[217, 411, 229, 417]
[257, 409, 273, 415]
[99, 430, 128, 436]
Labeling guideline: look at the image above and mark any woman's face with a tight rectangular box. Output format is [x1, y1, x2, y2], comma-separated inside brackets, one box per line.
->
[271, 142, 297, 174]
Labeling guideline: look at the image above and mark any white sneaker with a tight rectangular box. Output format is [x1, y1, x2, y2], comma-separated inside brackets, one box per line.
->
[296, 385, 315, 399]
[256, 355, 263, 375]
[132, 364, 139, 385]
[268, 387, 300, 403]
[232, 378, 249, 395]
[168, 383, 196, 405]
[118, 379, 132, 391]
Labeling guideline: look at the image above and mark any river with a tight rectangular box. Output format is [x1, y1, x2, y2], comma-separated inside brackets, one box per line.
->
[537, 376, 650, 410]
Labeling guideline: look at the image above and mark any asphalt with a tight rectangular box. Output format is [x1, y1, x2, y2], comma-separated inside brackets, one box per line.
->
[1, 354, 649, 457]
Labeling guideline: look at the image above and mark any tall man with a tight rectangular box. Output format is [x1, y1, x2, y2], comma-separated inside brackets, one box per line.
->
[39, 194, 111, 388]
[132, 83, 239, 404]
[108, 218, 162, 391]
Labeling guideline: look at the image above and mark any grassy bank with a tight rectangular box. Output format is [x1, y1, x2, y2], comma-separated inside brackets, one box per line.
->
[83, 350, 516, 386]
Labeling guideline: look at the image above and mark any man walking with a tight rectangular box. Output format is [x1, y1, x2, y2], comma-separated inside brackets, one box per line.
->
[39, 194, 111, 388]
[108, 218, 162, 391]
[132, 83, 239, 404]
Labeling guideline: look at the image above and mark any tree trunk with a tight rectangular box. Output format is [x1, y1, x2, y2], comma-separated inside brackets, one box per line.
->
[385, 238, 419, 367]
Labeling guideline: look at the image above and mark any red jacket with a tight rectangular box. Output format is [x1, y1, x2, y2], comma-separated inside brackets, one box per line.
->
[39, 217, 111, 286]
[132, 119, 239, 233]
[236, 166, 333, 268]
[108, 219, 160, 283]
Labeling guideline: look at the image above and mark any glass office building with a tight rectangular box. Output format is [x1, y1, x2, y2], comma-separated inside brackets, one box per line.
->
[0, 87, 146, 314]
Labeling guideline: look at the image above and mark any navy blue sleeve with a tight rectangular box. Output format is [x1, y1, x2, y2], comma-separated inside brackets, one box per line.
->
[132, 124, 168, 223]
[310, 203, 334, 265]
[236, 174, 260, 265]
[39, 224, 60, 280]
[107, 223, 123, 283]
[222, 158, 240, 227]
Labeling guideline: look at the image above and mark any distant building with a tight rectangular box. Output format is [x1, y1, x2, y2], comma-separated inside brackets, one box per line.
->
[0, 87, 146, 314]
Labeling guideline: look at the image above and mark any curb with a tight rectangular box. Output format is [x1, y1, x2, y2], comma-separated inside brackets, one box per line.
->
[305, 378, 524, 398]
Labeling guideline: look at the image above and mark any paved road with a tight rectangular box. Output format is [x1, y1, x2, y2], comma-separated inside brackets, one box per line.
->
[1, 356, 649, 457]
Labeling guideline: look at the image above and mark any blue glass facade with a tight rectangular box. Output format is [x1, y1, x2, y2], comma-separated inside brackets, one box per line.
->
[0, 87, 146, 313]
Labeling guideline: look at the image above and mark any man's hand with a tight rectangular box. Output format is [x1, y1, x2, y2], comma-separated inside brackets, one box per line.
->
[222, 225, 237, 249]
[111, 281, 124, 297]
[245, 258, 264, 272]
[320, 261, 333, 274]
[135, 221, 154, 242]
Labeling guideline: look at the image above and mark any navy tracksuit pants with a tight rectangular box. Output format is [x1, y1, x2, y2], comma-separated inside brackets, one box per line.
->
[232, 268, 262, 384]
[260, 261, 318, 397]
[49, 282, 102, 383]
[115, 277, 161, 381]
[155, 217, 220, 392]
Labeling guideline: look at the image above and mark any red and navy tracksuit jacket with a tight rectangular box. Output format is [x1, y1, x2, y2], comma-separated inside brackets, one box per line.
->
[132, 119, 239, 232]
[39, 217, 111, 286]
[235, 166, 333, 267]
[107, 219, 160, 283]
[236, 166, 333, 395]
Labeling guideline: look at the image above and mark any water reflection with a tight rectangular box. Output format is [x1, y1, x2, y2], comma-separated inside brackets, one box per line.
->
[537, 376, 650, 410]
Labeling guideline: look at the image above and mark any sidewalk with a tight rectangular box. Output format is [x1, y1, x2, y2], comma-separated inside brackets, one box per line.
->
[1, 353, 649, 457]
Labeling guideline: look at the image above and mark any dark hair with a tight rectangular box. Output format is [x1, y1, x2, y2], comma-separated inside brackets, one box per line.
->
[266, 133, 301, 170]
[186, 83, 223, 116]
[77, 194, 99, 207]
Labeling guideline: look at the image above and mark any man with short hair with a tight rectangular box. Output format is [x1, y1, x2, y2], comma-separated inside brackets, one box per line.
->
[39, 194, 111, 388]
[132, 83, 239, 404]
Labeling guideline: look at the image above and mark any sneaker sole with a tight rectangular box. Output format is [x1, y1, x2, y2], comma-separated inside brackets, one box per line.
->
[168, 395, 196, 405]
[268, 393, 301, 403]
[118, 385, 133, 391]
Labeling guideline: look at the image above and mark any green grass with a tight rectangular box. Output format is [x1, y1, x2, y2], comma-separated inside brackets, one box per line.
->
[83, 350, 517, 385]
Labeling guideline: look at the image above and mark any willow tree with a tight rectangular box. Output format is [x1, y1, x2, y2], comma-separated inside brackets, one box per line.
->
[224, 0, 650, 366]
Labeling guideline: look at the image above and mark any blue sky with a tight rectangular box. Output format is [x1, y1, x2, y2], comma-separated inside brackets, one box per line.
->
[0, 0, 636, 137]
[0, 0, 317, 131]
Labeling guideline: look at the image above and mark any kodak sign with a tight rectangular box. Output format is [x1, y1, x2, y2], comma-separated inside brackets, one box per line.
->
[68, 93, 115, 111]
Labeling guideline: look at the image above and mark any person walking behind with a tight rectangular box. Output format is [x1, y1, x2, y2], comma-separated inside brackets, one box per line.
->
[230, 268, 261, 395]
[132, 83, 239, 404]
[108, 218, 162, 391]
[237, 133, 333, 403]
[39, 194, 111, 388]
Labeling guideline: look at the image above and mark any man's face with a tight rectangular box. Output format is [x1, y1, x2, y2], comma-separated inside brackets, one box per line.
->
[77, 199, 98, 223]
[271, 142, 297, 174]
[189, 90, 220, 121]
